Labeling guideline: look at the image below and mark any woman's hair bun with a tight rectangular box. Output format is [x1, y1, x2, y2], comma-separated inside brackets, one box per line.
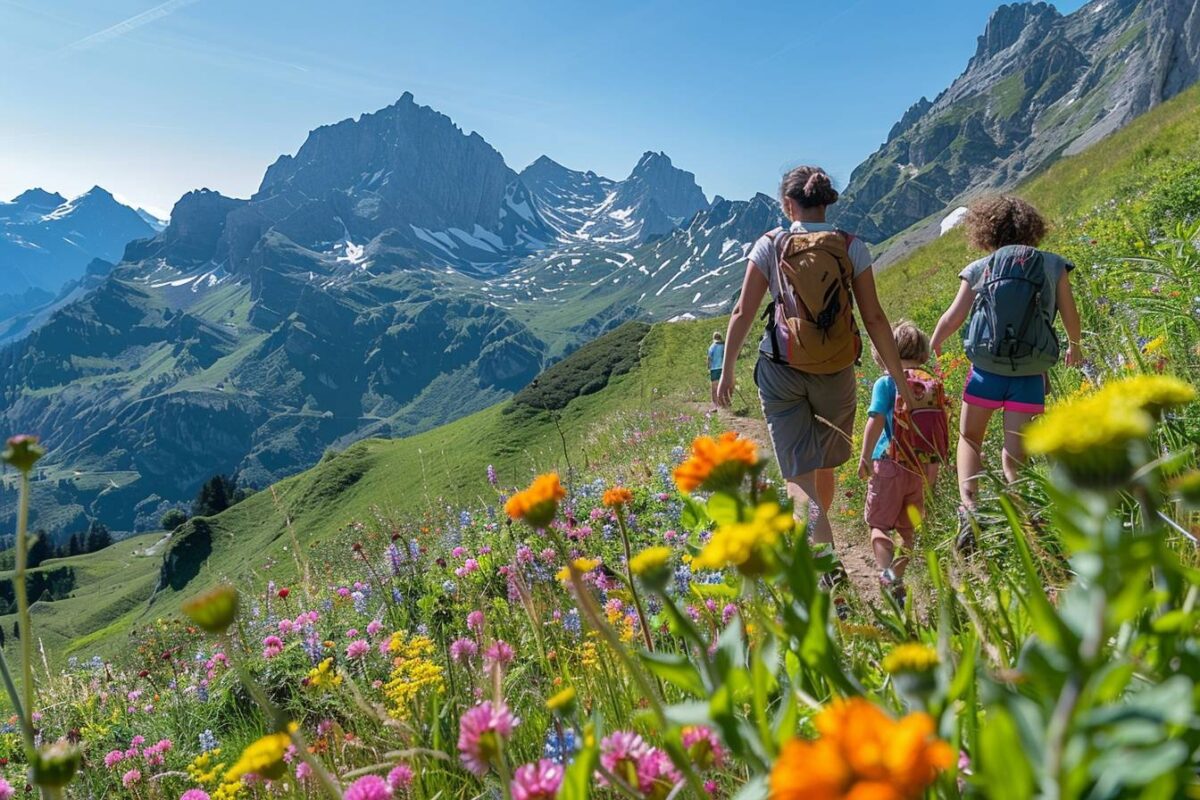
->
[780, 166, 839, 208]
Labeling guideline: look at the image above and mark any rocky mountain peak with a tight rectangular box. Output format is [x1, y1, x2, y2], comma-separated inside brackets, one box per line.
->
[615, 151, 707, 223]
[9, 188, 65, 211]
[973, 2, 1062, 61]
[125, 189, 246, 266]
[254, 92, 514, 235]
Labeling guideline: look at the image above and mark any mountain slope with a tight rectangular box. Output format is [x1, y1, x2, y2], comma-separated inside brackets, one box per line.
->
[833, 0, 1200, 244]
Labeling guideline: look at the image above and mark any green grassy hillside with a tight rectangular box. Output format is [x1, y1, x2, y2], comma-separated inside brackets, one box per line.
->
[0, 532, 162, 663]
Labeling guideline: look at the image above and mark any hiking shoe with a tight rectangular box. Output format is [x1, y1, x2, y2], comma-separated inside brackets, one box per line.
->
[818, 562, 848, 592]
[956, 507, 978, 555]
[879, 568, 907, 607]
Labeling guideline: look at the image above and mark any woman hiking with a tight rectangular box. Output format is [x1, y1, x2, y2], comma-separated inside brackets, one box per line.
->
[716, 165, 915, 596]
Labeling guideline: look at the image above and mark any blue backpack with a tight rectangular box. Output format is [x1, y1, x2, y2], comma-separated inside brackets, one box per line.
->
[963, 246, 1059, 375]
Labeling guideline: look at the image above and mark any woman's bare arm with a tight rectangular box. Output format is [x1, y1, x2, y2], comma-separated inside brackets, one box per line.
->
[853, 267, 916, 410]
[716, 263, 769, 407]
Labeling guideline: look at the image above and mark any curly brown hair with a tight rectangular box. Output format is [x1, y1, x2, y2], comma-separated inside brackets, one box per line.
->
[965, 195, 1047, 251]
[780, 166, 839, 209]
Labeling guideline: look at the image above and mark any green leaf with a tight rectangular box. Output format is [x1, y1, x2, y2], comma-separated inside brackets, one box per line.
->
[1151, 609, 1198, 633]
[680, 497, 710, 532]
[772, 682, 799, 748]
[640, 651, 707, 697]
[977, 706, 1034, 800]
[946, 638, 977, 703]
[706, 492, 741, 526]
[691, 582, 739, 600]
[1003, 497, 1078, 655]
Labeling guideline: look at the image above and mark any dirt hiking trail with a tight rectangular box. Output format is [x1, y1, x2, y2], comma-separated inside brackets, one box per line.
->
[692, 403, 886, 607]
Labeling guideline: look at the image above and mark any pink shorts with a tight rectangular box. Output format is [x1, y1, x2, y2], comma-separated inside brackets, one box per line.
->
[864, 459, 926, 535]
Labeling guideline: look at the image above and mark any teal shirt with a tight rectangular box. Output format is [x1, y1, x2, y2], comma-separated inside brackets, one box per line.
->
[708, 343, 724, 371]
[867, 376, 896, 460]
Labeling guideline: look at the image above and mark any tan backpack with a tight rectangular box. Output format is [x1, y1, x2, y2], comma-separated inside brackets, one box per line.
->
[762, 228, 863, 374]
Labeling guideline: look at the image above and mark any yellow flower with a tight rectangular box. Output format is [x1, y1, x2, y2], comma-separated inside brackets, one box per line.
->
[882, 643, 939, 674]
[384, 631, 445, 718]
[673, 432, 758, 494]
[546, 686, 577, 715]
[505, 473, 566, 528]
[1100, 373, 1195, 418]
[1026, 389, 1150, 487]
[305, 657, 342, 691]
[388, 631, 437, 659]
[692, 503, 792, 576]
[837, 623, 887, 641]
[556, 557, 601, 584]
[629, 546, 672, 582]
[225, 726, 295, 782]
[213, 779, 245, 800]
[769, 698, 952, 800]
[1142, 335, 1166, 355]
[580, 641, 598, 669]
[187, 750, 226, 787]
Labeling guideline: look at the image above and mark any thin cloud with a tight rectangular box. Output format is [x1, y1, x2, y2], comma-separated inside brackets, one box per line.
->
[64, 0, 200, 52]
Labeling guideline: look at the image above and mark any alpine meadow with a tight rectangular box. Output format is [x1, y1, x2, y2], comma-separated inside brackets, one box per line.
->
[1, 2, 1199, 800]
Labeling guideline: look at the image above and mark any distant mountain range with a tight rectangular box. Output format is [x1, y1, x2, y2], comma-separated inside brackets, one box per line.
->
[0, 187, 163, 343]
[2, 0, 1197, 539]
[832, 0, 1200, 246]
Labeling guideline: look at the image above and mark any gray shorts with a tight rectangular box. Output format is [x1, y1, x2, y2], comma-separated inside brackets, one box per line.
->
[754, 355, 857, 478]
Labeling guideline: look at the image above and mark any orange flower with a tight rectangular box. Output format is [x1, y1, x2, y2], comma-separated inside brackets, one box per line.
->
[602, 487, 634, 508]
[673, 432, 758, 494]
[504, 472, 567, 528]
[769, 698, 952, 800]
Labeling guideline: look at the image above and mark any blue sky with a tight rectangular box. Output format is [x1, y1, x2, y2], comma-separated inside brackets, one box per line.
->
[0, 0, 1086, 218]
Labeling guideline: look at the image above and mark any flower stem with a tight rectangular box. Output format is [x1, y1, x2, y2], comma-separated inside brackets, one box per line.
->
[14, 471, 36, 743]
[614, 508, 655, 654]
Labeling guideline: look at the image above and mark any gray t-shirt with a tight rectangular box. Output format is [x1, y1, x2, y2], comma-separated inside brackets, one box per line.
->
[748, 221, 873, 356]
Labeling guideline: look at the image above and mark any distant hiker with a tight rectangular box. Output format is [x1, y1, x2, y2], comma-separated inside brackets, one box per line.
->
[858, 321, 949, 605]
[707, 332, 725, 411]
[930, 195, 1083, 553]
[716, 165, 917, 596]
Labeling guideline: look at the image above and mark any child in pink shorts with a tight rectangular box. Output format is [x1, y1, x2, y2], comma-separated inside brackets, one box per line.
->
[858, 321, 943, 605]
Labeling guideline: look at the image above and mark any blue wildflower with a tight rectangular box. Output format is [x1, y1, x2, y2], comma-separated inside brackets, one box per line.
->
[562, 609, 581, 638]
[543, 727, 578, 765]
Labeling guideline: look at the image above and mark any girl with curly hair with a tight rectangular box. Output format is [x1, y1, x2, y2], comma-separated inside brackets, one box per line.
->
[930, 195, 1083, 552]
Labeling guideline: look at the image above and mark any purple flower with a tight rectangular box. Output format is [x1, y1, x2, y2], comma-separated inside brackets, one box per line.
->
[510, 759, 564, 800]
[344, 775, 393, 800]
